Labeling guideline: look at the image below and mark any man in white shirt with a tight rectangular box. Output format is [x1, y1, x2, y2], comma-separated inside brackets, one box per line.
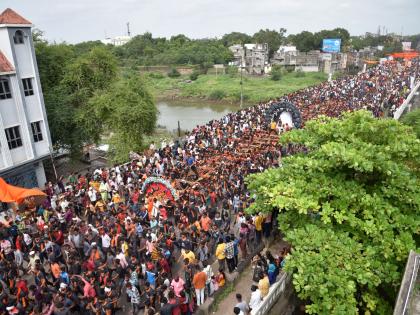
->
[101, 231, 111, 256]
[249, 285, 262, 311]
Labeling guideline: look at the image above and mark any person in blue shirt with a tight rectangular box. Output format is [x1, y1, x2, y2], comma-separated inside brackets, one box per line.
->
[146, 270, 156, 288]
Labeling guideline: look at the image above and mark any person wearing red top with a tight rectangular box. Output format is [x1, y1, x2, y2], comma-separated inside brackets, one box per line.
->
[168, 290, 181, 315]
[200, 213, 212, 232]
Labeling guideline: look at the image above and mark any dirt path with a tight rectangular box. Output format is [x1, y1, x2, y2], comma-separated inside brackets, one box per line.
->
[212, 239, 287, 315]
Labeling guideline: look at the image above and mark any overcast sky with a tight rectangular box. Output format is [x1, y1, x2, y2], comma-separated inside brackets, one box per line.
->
[2, 0, 419, 43]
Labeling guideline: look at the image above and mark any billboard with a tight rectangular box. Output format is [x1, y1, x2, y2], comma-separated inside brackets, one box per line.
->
[402, 42, 412, 51]
[322, 39, 341, 53]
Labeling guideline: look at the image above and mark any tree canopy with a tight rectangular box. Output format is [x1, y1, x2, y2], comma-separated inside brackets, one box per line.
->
[88, 75, 157, 162]
[35, 36, 157, 160]
[287, 28, 350, 52]
[246, 111, 420, 314]
[401, 108, 420, 139]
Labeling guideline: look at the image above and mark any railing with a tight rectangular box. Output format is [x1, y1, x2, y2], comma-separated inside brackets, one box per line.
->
[394, 82, 420, 120]
[251, 272, 290, 315]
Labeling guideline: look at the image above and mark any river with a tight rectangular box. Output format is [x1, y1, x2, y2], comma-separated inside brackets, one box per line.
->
[156, 100, 240, 132]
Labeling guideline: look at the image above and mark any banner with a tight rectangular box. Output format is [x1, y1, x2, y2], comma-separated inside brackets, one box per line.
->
[322, 39, 341, 53]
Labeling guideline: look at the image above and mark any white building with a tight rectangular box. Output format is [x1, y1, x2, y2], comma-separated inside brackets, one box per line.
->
[101, 35, 132, 46]
[0, 8, 52, 188]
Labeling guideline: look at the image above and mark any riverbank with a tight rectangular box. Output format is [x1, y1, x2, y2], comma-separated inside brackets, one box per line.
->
[145, 72, 327, 104]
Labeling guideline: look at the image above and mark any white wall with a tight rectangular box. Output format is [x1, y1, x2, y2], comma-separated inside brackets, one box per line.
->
[0, 28, 14, 68]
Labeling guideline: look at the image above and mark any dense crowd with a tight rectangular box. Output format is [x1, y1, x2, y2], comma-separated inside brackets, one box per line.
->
[0, 60, 417, 315]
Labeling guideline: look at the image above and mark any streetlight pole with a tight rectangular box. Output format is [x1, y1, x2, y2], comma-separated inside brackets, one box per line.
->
[240, 63, 244, 108]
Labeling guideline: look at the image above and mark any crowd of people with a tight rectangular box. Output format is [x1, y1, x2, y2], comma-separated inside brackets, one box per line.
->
[0, 59, 418, 315]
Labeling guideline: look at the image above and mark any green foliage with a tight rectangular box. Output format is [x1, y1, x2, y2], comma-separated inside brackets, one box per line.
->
[189, 71, 200, 81]
[35, 37, 118, 153]
[208, 89, 226, 100]
[252, 28, 287, 58]
[147, 72, 165, 79]
[246, 111, 420, 314]
[288, 28, 350, 52]
[295, 70, 306, 78]
[222, 32, 252, 46]
[401, 108, 420, 139]
[167, 67, 181, 78]
[117, 33, 233, 66]
[270, 66, 282, 81]
[89, 75, 157, 162]
[226, 65, 238, 77]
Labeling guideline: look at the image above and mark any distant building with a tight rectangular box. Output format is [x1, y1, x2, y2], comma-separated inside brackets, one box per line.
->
[228, 44, 245, 67]
[244, 43, 269, 75]
[228, 43, 269, 74]
[101, 35, 132, 46]
[0, 8, 52, 187]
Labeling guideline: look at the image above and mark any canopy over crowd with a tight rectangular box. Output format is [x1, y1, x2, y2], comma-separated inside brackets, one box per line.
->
[0, 59, 418, 315]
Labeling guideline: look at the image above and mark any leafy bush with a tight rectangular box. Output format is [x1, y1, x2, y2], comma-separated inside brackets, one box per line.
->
[208, 90, 226, 100]
[189, 71, 200, 81]
[401, 108, 420, 138]
[148, 72, 164, 79]
[167, 68, 181, 78]
[271, 65, 282, 81]
[227, 65, 238, 77]
[295, 69, 306, 77]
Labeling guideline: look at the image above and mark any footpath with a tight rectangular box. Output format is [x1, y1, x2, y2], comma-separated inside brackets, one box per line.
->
[202, 238, 288, 315]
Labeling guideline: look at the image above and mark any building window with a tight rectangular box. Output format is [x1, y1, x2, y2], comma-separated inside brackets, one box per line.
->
[0, 78, 12, 100]
[5, 126, 22, 149]
[31, 121, 43, 142]
[13, 30, 24, 44]
[22, 78, 34, 96]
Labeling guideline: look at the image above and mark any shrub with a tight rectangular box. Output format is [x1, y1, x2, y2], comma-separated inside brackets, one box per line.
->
[295, 70, 306, 77]
[208, 90, 226, 100]
[227, 65, 238, 77]
[167, 68, 181, 78]
[148, 72, 164, 79]
[189, 71, 200, 81]
[271, 65, 282, 81]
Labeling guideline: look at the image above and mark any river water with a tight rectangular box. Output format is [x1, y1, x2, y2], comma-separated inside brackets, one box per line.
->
[156, 100, 240, 132]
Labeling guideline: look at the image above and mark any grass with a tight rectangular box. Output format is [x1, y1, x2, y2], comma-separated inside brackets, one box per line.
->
[144, 71, 328, 104]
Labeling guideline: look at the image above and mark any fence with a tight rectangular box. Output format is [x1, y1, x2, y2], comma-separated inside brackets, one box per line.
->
[251, 272, 290, 315]
[393, 82, 420, 120]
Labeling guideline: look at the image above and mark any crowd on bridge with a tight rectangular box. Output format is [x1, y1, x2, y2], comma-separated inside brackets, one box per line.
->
[0, 59, 417, 315]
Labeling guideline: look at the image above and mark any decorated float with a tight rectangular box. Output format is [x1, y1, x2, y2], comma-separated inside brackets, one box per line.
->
[141, 177, 178, 202]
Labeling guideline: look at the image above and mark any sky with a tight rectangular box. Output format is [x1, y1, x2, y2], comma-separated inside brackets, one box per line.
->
[1, 0, 419, 43]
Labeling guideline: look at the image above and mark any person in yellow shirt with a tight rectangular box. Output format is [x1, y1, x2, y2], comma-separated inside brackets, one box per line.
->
[181, 249, 196, 265]
[258, 272, 270, 298]
[254, 213, 264, 243]
[215, 240, 226, 271]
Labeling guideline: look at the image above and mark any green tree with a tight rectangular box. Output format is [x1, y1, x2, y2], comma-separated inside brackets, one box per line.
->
[89, 75, 157, 162]
[246, 111, 420, 314]
[289, 31, 317, 52]
[270, 65, 282, 81]
[401, 108, 420, 139]
[222, 32, 252, 46]
[252, 28, 287, 58]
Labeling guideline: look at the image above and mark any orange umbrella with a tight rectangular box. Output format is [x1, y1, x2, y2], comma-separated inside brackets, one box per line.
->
[0, 177, 46, 204]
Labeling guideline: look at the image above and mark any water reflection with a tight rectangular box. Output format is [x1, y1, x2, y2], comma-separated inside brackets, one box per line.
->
[157, 100, 239, 132]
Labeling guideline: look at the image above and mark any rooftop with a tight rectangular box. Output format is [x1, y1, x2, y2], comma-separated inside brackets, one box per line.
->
[0, 8, 31, 25]
[0, 51, 15, 74]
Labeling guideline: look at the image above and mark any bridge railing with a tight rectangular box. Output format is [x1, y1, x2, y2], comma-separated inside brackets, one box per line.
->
[251, 272, 290, 315]
[394, 81, 420, 120]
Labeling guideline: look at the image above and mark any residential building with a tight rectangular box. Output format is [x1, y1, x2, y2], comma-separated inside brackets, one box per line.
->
[0, 8, 52, 188]
[244, 43, 269, 75]
[229, 43, 269, 74]
[101, 35, 132, 46]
